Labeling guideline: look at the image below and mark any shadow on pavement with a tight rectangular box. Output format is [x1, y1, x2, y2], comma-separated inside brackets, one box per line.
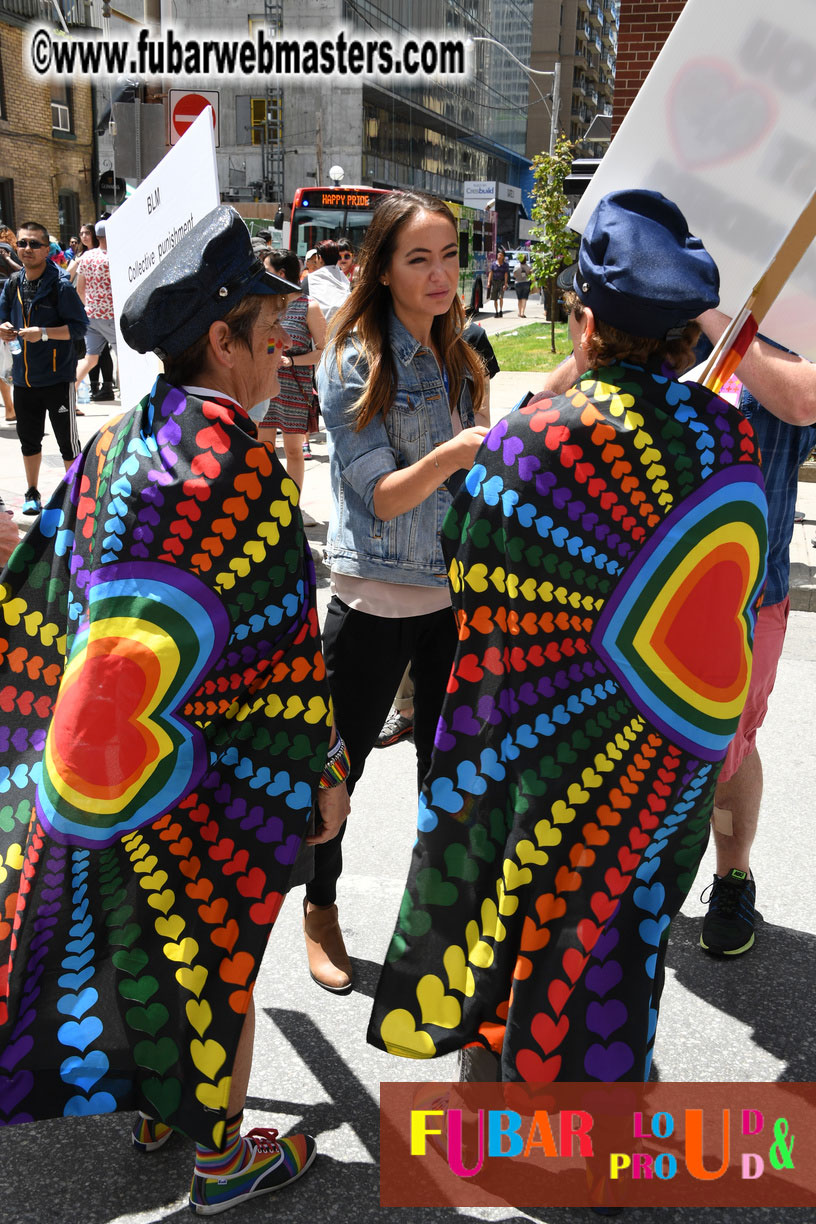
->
[4, 937, 814, 1223]
[346, 955, 385, 1000]
[666, 913, 816, 1080]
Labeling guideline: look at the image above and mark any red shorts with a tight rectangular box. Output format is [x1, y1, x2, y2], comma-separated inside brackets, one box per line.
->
[719, 597, 789, 783]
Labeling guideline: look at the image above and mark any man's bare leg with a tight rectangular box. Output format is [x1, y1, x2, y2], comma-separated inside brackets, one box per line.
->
[189, 993, 317, 1211]
[74, 352, 99, 391]
[701, 750, 760, 957]
[226, 996, 255, 1117]
[712, 747, 762, 875]
[1, 380, 14, 420]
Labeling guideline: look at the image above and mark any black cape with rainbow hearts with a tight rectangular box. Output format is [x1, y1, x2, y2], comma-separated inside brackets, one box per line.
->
[0, 377, 331, 1146]
[369, 361, 767, 1081]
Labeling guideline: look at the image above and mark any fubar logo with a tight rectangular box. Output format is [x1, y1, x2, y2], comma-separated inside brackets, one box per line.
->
[381, 1082, 814, 1210]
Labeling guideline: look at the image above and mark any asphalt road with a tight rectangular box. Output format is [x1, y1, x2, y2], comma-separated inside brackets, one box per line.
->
[2, 572, 815, 1224]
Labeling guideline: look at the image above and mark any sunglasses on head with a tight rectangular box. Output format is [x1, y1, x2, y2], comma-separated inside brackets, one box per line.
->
[17, 239, 44, 249]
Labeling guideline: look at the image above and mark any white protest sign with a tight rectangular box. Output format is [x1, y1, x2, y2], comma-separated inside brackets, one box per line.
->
[107, 111, 219, 408]
[571, 0, 816, 359]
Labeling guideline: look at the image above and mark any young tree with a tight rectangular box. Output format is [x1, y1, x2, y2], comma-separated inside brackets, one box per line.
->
[530, 134, 577, 352]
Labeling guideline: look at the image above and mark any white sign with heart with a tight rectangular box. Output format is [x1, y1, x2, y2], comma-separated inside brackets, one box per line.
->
[571, 0, 816, 359]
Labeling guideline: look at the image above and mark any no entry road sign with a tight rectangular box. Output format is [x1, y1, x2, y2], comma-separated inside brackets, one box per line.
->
[169, 90, 220, 146]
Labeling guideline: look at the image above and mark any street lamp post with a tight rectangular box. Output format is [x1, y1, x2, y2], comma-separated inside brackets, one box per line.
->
[466, 35, 561, 155]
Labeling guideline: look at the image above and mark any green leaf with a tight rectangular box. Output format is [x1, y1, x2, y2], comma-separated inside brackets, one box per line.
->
[529, 134, 578, 353]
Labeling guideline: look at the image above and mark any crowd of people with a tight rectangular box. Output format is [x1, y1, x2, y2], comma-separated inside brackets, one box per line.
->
[0, 187, 812, 1217]
[0, 226, 360, 525]
[0, 218, 117, 517]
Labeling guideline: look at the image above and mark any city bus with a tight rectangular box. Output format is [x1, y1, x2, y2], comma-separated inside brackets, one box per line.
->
[289, 185, 495, 314]
[446, 200, 496, 316]
[289, 185, 391, 256]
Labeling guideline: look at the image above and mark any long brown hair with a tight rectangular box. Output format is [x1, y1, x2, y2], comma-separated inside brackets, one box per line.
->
[329, 191, 485, 431]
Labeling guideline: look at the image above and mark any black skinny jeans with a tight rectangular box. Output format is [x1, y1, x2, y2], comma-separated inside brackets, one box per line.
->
[88, 342, 114, 390]
[306, 595, 458, 907]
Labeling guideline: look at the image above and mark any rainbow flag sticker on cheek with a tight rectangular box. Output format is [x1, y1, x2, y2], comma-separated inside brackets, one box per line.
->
[267, 337, 283, 354]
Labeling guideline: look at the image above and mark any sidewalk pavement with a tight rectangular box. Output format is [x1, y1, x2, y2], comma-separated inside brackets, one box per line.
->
[0, 394, 124, 523]
[473, 292, 553, 336]
[3, 349, 816, 606]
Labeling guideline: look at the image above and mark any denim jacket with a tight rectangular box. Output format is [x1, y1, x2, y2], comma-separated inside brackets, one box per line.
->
[317, 310, 476, 586]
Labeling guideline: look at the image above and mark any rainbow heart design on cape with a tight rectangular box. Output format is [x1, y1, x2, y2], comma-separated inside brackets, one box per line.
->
[37, 563, 229, 846]
[592, 468, 767, 761]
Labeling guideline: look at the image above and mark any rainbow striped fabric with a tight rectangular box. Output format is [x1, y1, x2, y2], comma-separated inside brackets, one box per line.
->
[368, 360, 767, 1082]
[0, 379, 331, 1147]
[702, 310, 759, 398]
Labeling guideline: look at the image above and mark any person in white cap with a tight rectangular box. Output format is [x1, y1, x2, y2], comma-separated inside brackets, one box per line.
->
[302, 248, 320, 282]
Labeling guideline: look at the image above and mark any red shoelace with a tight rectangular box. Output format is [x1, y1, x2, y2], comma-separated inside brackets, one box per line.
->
[245, 1127, 281, 1156]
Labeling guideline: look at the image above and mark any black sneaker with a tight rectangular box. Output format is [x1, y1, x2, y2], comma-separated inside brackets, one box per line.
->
[375, 709, 413, 748]
[700, 869, 756, 956]
[22, 487, 41, 516]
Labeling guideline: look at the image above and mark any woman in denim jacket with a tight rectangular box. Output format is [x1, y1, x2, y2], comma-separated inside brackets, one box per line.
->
[305, 191, 489, 991]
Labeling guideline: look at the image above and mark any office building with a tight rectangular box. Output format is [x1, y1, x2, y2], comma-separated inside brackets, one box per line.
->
[101, 0, 536, 238]
[527, 0, 619, 160]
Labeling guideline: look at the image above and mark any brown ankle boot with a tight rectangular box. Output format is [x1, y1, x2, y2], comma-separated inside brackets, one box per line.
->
[303, 900, 352, 992]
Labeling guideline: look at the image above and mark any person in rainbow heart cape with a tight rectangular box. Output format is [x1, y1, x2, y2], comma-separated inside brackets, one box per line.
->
[368, 190, 768, 1092]
[0, 206, 349, 1216]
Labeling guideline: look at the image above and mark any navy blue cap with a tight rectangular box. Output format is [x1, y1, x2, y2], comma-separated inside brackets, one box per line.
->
[563, 189, 719, 339]
[120, 205, 301, 359]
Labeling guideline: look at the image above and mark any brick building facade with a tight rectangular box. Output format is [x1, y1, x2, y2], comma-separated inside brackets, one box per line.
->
[0, 9, 96, 239]
[612, 0, 687, 133]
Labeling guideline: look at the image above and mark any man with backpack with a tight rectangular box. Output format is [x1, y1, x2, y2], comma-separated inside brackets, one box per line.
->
[0, 220, 87, 515]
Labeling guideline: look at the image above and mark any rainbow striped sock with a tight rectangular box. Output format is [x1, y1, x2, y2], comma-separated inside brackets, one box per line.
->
[194, 1112, 252, 1176]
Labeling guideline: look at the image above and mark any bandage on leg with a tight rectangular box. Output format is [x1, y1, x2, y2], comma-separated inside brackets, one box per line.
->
[712, 805, 733, 836]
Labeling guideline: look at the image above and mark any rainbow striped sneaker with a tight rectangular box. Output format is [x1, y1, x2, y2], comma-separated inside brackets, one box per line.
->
[189, 1128, 317, 1215]
[132, 1111, 174, 1152]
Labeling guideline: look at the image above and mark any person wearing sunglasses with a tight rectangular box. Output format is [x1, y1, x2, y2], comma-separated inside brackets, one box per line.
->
[337, 238, 355, 281]
[0, 220, 88, 515]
